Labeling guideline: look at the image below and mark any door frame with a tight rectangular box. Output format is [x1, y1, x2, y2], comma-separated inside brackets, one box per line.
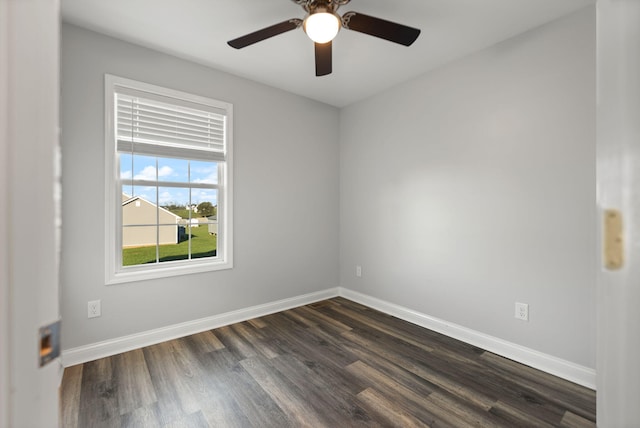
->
[0, 1, 61, 426]
[1, 0, 11, 424]
[596, 0, 640, 425]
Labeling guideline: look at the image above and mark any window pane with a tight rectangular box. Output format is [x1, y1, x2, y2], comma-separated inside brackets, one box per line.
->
[122, 188, 157, 228]
[122, 185, 157, 207]
[119, 153, 133, 180]
[192, 225, 217, 260]
[191, 160, 218, 184]
[158, 157, 188, 183]
[157, 186, 188, 219]
[158, 225, 189, 263]
[122, 225, 158, 266]
[131, 154, 158, 181]
[122, 187, 159, 267]
[192, 189, 218, 260]
[191, 189, 218, 218]
[158, 186, 189, 217]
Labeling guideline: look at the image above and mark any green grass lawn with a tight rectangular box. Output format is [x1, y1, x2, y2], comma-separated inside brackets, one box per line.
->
[169, 208, 191, 219]
[123, 225, 217, 266]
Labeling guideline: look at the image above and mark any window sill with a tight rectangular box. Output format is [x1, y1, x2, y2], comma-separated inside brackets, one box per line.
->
[106, 258, 232, 285]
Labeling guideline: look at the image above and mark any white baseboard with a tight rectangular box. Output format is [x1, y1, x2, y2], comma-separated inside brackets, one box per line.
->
[61, 287, 340, 367]
[339, 287, 596, 389]
[61, 286, 596, 390]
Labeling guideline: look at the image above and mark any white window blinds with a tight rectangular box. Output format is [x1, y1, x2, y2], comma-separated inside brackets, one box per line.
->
[115, 86, 228, 162]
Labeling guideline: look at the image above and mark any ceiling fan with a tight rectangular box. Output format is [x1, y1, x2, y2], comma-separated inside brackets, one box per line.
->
[227, 0, 421, 77]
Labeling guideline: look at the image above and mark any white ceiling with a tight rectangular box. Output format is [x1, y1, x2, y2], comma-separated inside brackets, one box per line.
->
[61, 0, 594, 107]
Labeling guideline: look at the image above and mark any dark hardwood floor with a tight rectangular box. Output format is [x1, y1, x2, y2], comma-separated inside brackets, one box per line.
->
[60, 297, 596, 427]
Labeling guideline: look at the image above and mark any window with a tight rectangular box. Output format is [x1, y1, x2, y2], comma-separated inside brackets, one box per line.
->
[105, 75, 233, 284]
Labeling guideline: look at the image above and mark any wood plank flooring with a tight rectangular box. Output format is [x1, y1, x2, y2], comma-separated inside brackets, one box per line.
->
[60, 297, 596, 427]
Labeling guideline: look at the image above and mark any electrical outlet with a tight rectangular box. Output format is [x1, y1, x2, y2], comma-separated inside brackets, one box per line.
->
[356, 265, 362, 277]
[88, 300, 101, 318]
[515, 302, 529, 321]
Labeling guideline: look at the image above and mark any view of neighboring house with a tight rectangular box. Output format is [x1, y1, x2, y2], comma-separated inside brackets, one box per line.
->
[122, 194, 182, 247]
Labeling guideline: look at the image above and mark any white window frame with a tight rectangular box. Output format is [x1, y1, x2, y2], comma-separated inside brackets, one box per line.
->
[104, 75, 233, 284]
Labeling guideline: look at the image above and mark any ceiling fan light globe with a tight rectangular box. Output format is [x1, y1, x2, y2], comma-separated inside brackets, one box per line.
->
[304, 12, 340, 44]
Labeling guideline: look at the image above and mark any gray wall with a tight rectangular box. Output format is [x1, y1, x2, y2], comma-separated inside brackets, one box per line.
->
[62, 7, 597, 371]
[61, 24, 340, 349]
[339, 8, 596, 368]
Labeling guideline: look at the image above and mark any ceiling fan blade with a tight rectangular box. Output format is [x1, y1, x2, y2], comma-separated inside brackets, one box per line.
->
[228, 19, 302, 49]
[341, 12, 420, 46]
[315, 41, 332, 76]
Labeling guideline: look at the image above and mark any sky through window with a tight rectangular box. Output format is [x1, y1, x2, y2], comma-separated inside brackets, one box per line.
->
[120, 153, 218, 207]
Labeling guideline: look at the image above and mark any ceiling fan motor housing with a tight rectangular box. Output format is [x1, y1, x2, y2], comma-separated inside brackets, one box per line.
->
[294, 0, 351, 12]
